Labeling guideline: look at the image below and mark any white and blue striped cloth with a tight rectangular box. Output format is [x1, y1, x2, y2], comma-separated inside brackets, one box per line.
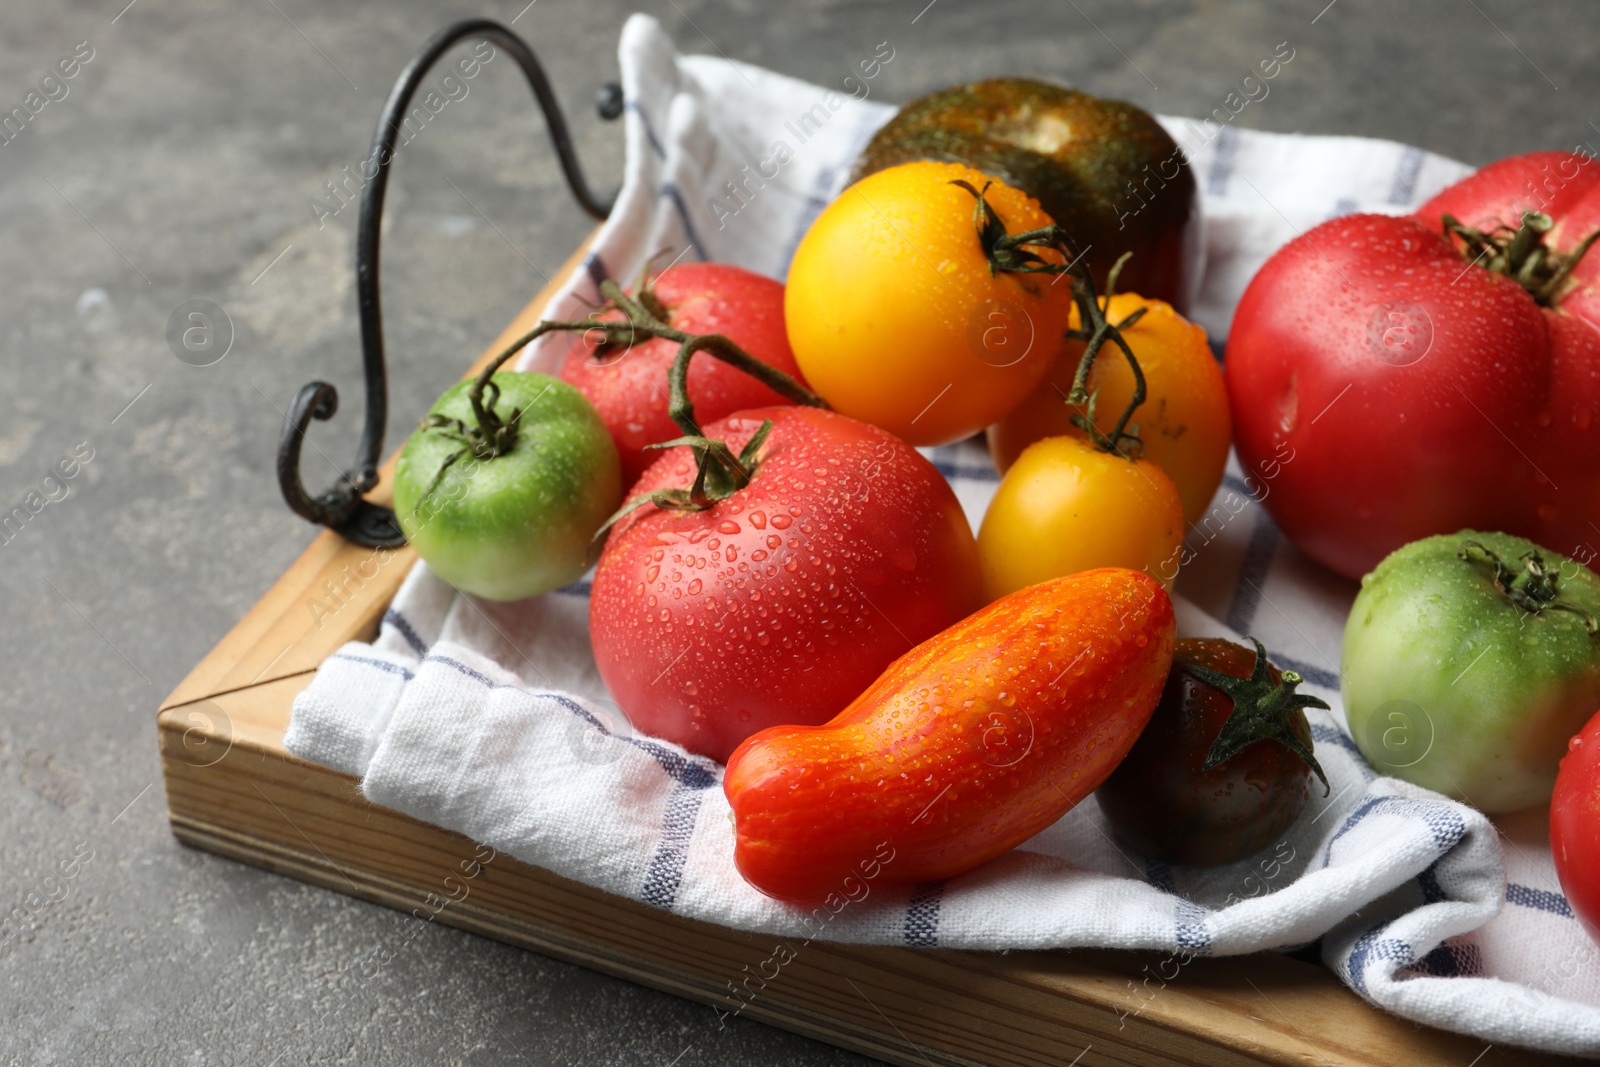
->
[285, 15, 1600, 1056]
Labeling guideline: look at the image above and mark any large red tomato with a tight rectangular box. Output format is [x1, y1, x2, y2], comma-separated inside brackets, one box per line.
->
[559, 263, 806, 488]
[590, 406, 982, 763]
[1226, 150, 1600, 579]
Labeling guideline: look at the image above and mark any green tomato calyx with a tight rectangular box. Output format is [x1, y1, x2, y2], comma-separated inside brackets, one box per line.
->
[951, 178, 1149, 460]
[1181, 637, 1331, 795]
[1458, 539, 1600, 635]
[1440, 210, 1600, 308]
[598, 418, 777, 537]
[409, 376, 530, 516]
[458, 274, 822, 541]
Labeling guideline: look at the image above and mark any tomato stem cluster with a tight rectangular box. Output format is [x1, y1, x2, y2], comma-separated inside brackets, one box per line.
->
[454, 275, 825, 534]
[1441, 210, 1600, 307]
[953, 180, 1150, 458]
[1178, 637, 1331, 794]
[1459, 539, 1600, 634]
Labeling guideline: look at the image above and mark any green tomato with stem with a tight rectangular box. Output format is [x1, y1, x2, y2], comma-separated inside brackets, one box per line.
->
[1342, 530, 1600, 813]
[393, 372, 621, 601]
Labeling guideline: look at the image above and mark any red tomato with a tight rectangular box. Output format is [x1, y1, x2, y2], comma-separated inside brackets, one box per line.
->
[1226, 150, 1600, 579]
[1553, 708, 1600, 946]
[559, 263, 807, 488]
[725, 569, 1175, 902]
[589, 406, 982, 763]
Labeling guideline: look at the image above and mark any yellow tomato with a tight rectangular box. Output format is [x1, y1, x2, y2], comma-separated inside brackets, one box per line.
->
[987, 293, 1229, 526]
[978, 434, 1184, 602]
[785, 160, 1071, 447]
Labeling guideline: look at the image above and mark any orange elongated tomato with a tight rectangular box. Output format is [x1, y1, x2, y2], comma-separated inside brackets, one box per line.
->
[723, 569, 1176, 902]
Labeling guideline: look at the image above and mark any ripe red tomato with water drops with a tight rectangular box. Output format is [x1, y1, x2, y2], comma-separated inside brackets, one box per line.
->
[590, 405, 982, 763]
[1226, 150, 1600, 580]
[559, 262, 807, 488]
[1552, 707, 1600, 946]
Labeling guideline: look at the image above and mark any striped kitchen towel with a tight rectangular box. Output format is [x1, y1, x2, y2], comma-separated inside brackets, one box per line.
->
[285, 14, 1600, 1057]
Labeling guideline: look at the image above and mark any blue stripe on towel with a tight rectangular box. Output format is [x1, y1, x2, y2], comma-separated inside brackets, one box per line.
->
[382, 608, 429, 656]
[1346, 922, 1413, 996]
[1327, 196, 1359, 220]
[928, 458, 1000, 483]
[1224, 511, 1280, 634]
[1309, 722, 1363, 759]
[425, 654, 719, 790]
[1145, 859, 1176, 894]
[1387, 146, 1426, 205]
[661, 182, 708, 261]
[641, 782, 704, 909]
[625, 100, 666, 158]
[1325, 796, 1466, 866]
[332, 653, 416, 680]
[1506, 883, 1575, 919]
[583, 250, 610, 292]
[1221, 473, 1251, 498]
[1175, 897, 1210, 951]
[1206, 126, 1239, 196]
[903, 882, 944, 947]
[1409, 937, 1481, 979]
[1417, 860, 1448, 905]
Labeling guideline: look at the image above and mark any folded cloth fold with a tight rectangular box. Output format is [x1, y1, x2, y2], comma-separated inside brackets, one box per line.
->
[287, 14, 1600, 1056]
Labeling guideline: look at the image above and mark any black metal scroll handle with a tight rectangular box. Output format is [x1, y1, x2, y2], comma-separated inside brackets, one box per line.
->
[277, 18, 619, 548]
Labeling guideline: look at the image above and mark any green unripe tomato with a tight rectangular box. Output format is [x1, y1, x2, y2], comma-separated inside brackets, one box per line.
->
[393, 372, 621, 601]
[1342, 529, 1600, 813]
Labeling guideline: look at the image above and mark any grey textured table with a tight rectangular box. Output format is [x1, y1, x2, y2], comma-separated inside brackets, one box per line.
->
[1, 1, 1595, 1063]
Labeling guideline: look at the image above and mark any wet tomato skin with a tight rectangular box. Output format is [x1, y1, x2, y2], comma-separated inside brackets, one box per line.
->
[725, 569, 1176, 902]
[1226, 151, 1600, 581]
[589, 406, 982, 764]
[1096, 639, 1314, 866]
[1552, 709, 1600, 947]
[785, 160, 1071, 447]
[559, 263, 806, 489]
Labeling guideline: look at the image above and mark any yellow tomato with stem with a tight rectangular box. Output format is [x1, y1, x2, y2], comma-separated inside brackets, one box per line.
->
[785, 160, 1072, 447]
[987, 293, 1229, 526]
[978, 434, 1184, 602]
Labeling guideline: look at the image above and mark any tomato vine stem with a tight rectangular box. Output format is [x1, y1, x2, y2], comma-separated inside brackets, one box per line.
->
[454, 274, 824, 535]
[1177, 637, 1331, 794]
[1441, 210, 1600, 307]
[1458, 539, 1600, 634]
[952, 179, 1149, 458]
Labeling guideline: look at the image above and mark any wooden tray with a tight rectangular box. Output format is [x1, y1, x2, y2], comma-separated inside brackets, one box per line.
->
[159, 240, 1564, 1067]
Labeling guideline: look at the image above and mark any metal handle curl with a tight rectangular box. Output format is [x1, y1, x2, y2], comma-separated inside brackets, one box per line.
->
[277, 17, 618, 547]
